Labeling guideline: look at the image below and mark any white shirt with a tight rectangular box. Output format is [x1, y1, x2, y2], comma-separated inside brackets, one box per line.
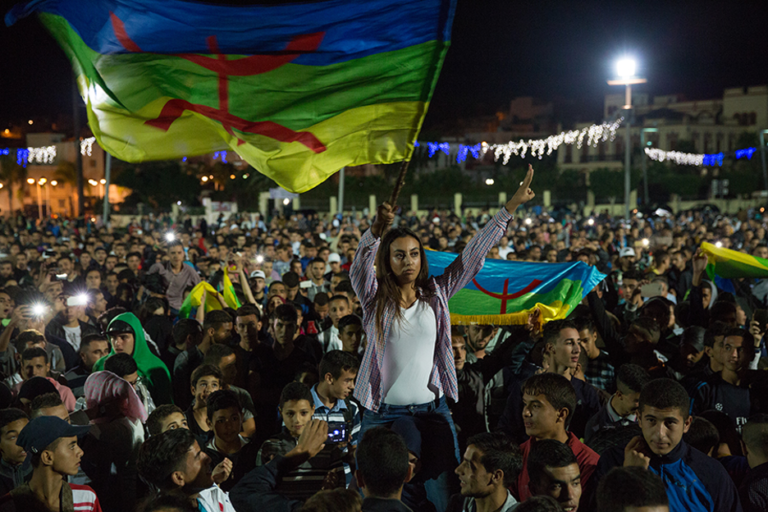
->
[62, 324, 82, 351]
[381, 300, 440, 405]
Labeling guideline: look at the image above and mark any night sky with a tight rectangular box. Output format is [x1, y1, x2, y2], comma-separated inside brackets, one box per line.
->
[1, 0, 767, 131]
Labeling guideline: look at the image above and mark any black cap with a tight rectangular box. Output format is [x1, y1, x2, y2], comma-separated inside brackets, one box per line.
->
[16, 416, 89, 455]
[106, 320, 134, 336]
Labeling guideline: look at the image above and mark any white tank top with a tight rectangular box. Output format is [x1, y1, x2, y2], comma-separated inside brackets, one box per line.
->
[381, 300, 441, 405]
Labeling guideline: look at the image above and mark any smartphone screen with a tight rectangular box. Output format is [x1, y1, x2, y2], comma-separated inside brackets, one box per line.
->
[327, 423, 347, 444]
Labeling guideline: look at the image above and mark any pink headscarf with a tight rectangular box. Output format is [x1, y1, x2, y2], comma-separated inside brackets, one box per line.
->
[84, 371, 148, 424]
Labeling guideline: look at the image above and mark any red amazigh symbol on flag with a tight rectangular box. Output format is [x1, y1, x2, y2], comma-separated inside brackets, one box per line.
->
[471, 278, 542, 314]
[109, 12, 327, 152]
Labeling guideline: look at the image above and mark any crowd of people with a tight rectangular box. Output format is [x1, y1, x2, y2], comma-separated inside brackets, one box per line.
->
[0, 166, 766, 512]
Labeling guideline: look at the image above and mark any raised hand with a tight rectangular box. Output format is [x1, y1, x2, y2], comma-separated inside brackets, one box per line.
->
[371, 202, 396, 238]
[506, 164, 536, 213]
[623, 435, 651, 469]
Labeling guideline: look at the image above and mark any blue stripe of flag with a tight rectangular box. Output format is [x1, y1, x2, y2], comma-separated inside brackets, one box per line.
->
[6, 0, 457, 66]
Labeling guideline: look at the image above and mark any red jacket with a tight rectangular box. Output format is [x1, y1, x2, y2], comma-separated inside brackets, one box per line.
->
[516, 431, 599, 502]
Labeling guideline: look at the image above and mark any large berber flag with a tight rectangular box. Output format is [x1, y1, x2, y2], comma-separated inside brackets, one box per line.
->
[426, 251, 606, 325]
[6, 0, 456, 192]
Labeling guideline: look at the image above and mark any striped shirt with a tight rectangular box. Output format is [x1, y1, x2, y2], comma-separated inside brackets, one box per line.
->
[350, 208, 513, 412]
[310, 385, 361, 481]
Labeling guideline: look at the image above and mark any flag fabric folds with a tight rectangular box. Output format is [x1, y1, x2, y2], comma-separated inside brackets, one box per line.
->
[222, 268, 242, 310]
[6, 0, 457, 193]
[426, 251, 606, 325]
[700, 242, 768, 280]
[177, 282, 225, 319]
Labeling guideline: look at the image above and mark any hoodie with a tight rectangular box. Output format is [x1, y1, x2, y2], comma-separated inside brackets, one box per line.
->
[92, 313, 173, 405]
[597, 440, 742, 512]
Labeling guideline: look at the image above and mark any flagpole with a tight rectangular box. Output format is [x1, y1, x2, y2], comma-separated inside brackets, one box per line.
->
[338, 167, 345, 219]
[103, 152, 112, 225]
[389, 159, 411, 207]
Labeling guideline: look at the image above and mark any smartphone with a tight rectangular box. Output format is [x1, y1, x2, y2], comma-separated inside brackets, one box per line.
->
[55, 273, 68, 281]
[754, 309, 768, 332]
[327, 422, 347, 444]
[640, 282, 664, 298]
[299, 280, 313, 289]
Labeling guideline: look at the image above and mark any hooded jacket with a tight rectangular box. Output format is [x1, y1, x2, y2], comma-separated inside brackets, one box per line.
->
[92, 313, 173, 405]
[597, 440, 742, 512]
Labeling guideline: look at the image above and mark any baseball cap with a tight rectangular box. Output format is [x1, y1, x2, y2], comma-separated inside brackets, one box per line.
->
[327, 253, 341, 263]
[106, 319, 134, 336]
[16, 416, 89, 455]
[250, 270, 266, 279]
[619, 247, 636, 258]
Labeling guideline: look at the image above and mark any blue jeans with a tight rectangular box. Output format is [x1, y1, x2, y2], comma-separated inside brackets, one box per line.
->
[360, 396, 460, 512]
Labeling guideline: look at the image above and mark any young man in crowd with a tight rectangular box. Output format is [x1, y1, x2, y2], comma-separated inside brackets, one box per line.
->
[584, 364, 650, 447]
[526, 439, 583, 512]
[449, 432, 522, 512]
[204, 389, 257, 491]
[337, 314, 364, 355]
[137, 428, 236, 512]
[233, 304, 263, 390]
[596, 467, 669, 512]
[0, 415, 99, 511]
[305, 257, 330, 301]
[498, 321, 601, 442]
[250, 304, 314, 436]
[739, 413, 768, 512]
[515, 373, 600, 503]
[318, 295, 350, 353]
[104, 352, 156, 415]
[575, 316, 615, 392]
[0, 409, 30, 496]
[45, 294, 100, 355]
[692, 327, 768, 432]
[63, 334, 109, 398]
[147, 240, 201, 313]
[29, 393, 69, 422]
[311, 351, 361, 482]
[597, 379, 742, 512]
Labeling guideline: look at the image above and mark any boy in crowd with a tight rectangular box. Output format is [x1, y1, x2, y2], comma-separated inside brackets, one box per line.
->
[257, 382, 333, 500]
[597, 379, 741, 512]
[0, 409, 30, 496]
[527, 439, 583, 512]
[515, 373, 600, 503]
[185, 364, 223, 441]
[0, 416, 99, 511]
[449, 432, 522, 512]
[147, 404, 188, 436]
[205, 389, 257, 491]
[584, 364, 650, 447]
[338, 315, 364, 355]
[319, 295, 351, 353]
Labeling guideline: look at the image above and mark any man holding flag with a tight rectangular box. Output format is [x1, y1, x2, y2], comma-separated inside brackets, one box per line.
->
[148, 240, 201, 315]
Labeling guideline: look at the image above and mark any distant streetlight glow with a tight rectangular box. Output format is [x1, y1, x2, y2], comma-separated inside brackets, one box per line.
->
[51, 180, 57, 186]
[27, 178, 35, 184]
[485, 178, 494, 185]
[201, 176, 209, 182]
[616, 58, 636, 78]
[282, 198, 290, 205]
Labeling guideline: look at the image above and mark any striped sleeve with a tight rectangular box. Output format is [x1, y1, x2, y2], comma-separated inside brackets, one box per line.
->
[350, 228, 380, 309]
[70, 484, 102, 512]
[434, 207, 512, 298]
[349, 400, 362, 446]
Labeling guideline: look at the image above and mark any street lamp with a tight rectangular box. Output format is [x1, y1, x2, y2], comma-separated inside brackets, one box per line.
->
[608, 57, 647, 220]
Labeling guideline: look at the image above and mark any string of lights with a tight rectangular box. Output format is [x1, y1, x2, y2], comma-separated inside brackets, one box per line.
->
[80, 137, 95, 156]
[645, 146, 760, 166]
[414, 119, 624, 165]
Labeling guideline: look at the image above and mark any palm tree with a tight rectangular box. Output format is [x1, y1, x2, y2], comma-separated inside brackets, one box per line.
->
[0, 153, 27, 215]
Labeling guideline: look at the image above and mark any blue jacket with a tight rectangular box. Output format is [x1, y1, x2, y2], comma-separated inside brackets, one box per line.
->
[597, 440, 742, 512]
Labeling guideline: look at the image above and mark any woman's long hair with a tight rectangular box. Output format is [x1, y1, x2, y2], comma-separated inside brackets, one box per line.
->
[374, 227, 431, 327]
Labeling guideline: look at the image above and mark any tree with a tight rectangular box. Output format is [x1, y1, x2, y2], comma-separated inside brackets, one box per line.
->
[0, 154, 27, 214]
[113, 160, 201, 208]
